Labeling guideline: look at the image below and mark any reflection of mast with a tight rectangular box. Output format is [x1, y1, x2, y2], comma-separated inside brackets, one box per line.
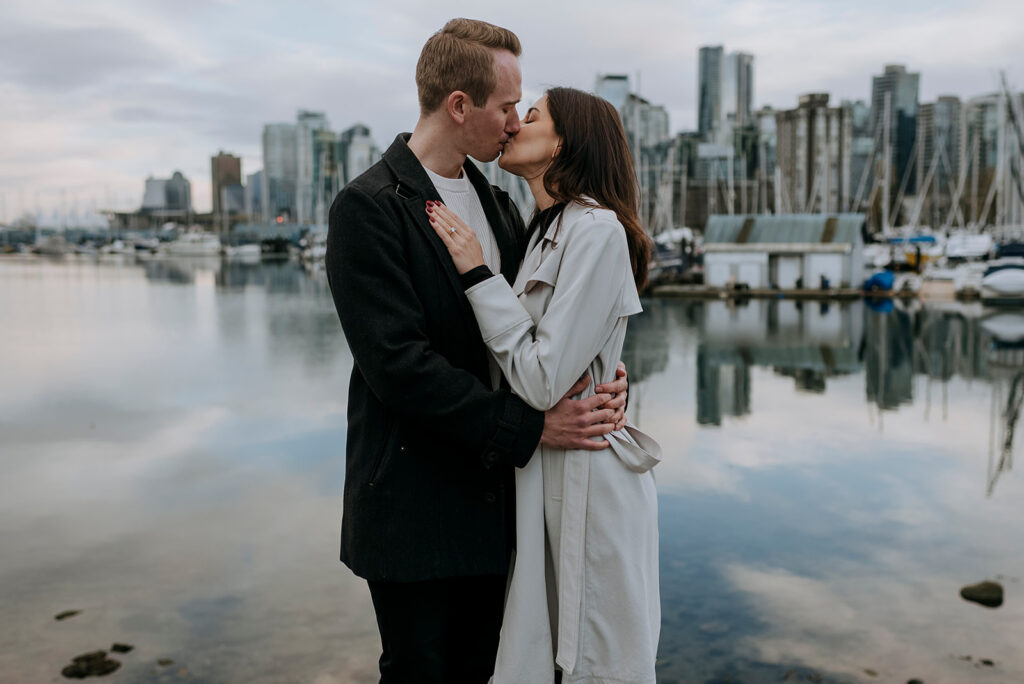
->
[988, 371, 1022, 497]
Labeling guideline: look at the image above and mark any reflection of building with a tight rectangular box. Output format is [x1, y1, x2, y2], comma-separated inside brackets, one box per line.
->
[696, 300, 864, 425]
[863, 302, 992, 412]
[697, 346, 751, 426]
[703, 214, 865, 289]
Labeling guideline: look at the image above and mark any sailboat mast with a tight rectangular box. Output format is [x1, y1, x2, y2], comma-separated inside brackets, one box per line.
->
[882, 92, 891, 234]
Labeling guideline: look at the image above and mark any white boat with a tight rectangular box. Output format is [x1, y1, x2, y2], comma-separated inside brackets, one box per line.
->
[945, 232, 995, 261]
[224, 243, 261, 259]
[982, 259, 1024, 299]
[162, 232, 222, 256]
[863, 243, 894, 270]
[951, 261, 988, 297]
[100, 239, 136, 256]
[300, 229, 328, 265]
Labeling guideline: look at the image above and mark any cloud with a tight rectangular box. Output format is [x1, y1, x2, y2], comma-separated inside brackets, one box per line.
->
[0, 23, 171, 91]
[2, 0, 1023, 216]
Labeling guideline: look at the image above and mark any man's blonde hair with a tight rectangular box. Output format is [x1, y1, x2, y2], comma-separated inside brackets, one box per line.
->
[415, 18, 522, 115]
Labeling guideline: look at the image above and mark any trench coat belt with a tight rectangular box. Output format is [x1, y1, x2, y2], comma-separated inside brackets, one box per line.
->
[555, 450, 589, 674]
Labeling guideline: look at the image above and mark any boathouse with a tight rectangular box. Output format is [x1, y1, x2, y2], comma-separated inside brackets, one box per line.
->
[702, 214, 866, 289]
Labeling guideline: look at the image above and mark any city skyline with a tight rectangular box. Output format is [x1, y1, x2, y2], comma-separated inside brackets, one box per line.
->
[2, 0, 1023, 217]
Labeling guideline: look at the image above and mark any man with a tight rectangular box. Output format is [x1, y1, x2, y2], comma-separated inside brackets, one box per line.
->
[325, 18, 628, 683]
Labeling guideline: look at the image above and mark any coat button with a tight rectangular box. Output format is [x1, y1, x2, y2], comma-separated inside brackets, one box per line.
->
[484, 492, 497, 504]
[484, 451, 499, 467]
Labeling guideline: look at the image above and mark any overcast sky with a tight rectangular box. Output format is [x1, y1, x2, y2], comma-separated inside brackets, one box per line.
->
[1, 0, 1022, 218]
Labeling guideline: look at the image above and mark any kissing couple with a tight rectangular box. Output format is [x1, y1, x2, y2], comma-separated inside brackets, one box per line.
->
[326, 17, 662, 684]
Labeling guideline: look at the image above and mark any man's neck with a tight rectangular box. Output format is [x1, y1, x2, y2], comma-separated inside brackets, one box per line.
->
[408, 116, 466, 179]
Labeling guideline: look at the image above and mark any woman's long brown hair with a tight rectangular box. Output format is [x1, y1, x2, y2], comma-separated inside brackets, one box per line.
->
[542, 87, 652, 291]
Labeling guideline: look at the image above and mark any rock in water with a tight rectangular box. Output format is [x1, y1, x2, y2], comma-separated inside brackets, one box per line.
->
[54, 610, 82, 621]
[960, 580, 1004, 608]
[61, 650, 121, 678]
[110, 643, 133, 654]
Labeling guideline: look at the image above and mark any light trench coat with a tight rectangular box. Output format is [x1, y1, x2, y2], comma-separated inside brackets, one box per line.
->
[465, 199, 661, 684]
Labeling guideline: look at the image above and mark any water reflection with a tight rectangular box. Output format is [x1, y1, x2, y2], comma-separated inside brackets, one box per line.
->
[1, 259, 1022, 683]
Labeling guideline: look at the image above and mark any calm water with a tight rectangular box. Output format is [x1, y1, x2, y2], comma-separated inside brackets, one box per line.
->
[1, 256, 1021, 684]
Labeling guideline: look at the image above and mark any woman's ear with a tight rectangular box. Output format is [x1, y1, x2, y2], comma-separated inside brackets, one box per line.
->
[552, 140, 563, 160]
[447, 91, 468, 124]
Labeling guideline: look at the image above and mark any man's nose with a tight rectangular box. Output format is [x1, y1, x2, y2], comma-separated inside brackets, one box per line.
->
[506, 113, 520, 135]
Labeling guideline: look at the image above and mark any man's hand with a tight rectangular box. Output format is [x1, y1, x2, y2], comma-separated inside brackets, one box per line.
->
[596, 361, 628, 430]
[540, 376, 616, 450]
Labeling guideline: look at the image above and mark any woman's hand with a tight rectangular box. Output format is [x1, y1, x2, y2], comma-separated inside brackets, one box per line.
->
[426, 201, 486, 274]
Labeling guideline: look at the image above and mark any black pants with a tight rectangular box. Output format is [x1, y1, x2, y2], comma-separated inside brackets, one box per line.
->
[368, 574, 506, 684]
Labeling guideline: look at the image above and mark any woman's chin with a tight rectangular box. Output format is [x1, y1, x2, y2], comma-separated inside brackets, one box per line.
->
[498, 155, 526, 178]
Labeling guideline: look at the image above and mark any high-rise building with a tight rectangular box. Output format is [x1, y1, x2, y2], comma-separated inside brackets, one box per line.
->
[296, 110, 330, 224]
[141, 171, 192, 217]
[245, 170, 263, 221]
[843, 99, 873, 211]
[262, 123, 298, 221]
[723, 52, 754, 129]
[871, 64, 920, 197]
[594, 74, 630, 113]
[339, 124, 380, 187]
[697, 46, 723, 141]
[916, 96, 965, 226]
[698, 46, 755, 147]
[210, 151, 241, 216]
[775, 93, 852, 213]
[311, 129, 341, 225]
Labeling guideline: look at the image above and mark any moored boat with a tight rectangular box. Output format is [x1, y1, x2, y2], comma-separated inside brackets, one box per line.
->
[162, 232, 222, 256]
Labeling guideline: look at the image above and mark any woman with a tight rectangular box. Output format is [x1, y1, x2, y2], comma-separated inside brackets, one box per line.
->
[427, 87, 661, 684]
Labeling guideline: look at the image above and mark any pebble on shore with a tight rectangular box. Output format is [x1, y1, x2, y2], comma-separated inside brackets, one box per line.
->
[959, 580, 1004, 608]
[61, 651, 121, 679]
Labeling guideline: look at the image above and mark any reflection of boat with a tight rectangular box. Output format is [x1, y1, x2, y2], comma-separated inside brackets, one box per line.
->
[34, 234, 72, 256]
[162, 232, 222, 256]
[224, 244, 261, 260]
[980, 312, 1024, 345]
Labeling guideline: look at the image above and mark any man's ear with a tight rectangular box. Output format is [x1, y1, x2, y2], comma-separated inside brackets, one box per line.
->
[446, 91, 469, 125]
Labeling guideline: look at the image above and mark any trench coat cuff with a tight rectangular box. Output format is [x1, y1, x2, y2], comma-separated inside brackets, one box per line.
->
[483, 394, 544, 470]
[460, 265, 494, 290]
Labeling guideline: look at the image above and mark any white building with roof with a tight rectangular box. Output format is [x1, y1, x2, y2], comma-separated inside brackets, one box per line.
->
[703, 213, 865, 289]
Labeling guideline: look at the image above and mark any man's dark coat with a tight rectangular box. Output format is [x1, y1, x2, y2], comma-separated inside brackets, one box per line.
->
[325, 134, 544, 582]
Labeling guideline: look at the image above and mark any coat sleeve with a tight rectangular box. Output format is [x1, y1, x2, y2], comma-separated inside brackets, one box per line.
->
[464, 215, 640, 412]
[326, 185, 544, 469]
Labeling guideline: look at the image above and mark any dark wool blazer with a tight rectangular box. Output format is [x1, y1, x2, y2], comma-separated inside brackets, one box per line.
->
[325, 134, 544, 582]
